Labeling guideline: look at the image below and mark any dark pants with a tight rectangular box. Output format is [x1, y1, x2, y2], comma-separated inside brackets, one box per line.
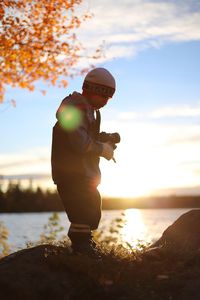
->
[57, 176, 102, 230]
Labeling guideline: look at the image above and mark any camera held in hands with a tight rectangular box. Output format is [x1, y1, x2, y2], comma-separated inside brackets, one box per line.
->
[99, 132, 121, 149]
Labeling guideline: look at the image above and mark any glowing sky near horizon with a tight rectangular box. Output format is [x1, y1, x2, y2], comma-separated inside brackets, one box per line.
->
[1, 0, 200, 197]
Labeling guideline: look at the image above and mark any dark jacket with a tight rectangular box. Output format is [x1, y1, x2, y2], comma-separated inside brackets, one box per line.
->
[51, 92, 103, 185]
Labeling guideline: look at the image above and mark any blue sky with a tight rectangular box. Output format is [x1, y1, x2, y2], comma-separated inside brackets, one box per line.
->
[1, 0, 200, 197]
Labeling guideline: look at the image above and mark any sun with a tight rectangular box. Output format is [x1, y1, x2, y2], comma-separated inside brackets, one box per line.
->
[98, 123, 200, 198]
[98, 158, 154, 198]
[99, 172, 152, 198]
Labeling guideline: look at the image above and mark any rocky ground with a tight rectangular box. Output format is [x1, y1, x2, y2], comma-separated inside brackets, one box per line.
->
[1, 209, 200, 300]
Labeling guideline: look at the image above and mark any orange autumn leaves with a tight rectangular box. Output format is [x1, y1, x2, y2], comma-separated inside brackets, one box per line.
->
[0, 0, 98, 103]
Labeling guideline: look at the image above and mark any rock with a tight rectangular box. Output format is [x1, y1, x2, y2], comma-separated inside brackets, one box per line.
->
[151, 209, 200, 253]
[0, 244, 73, 300]
[1, 210, 200, 299]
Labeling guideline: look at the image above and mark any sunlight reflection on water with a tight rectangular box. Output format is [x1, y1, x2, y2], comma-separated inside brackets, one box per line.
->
[98, 209, 153, 249]
[0, 208, 191, 252]
[120, 209, 151, 249]
[99, 208, 191, 250]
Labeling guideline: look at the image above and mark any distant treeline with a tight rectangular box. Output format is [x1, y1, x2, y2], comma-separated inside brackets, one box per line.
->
[102, 195, 200, 210]
[0, 183, 63, 212]
[1, 183, 200, 212]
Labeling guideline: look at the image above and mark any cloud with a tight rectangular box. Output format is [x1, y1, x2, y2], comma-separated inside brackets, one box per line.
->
[74, 0, 200, 63]
[117, 111, 139, 120]
[150, 104, 200, 118]
[0, 157, 48, 170]
[153, 184, 200, 196]
[168, 134, 200, 145]
[0, 173, 50, 180]
[0, 147, 50, 175]
[116, 103, 200, 120]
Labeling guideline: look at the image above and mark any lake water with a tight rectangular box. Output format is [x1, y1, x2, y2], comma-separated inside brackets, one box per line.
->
[0, 208, 194, 253]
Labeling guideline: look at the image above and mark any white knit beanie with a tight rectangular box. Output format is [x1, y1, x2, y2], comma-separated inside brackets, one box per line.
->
[82, 68, 116, 97]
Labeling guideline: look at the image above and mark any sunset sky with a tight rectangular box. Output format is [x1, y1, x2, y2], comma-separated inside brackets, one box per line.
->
[1, 0, 200, 197]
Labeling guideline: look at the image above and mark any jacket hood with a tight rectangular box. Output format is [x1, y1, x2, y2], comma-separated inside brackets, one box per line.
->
[56, 92, 90, 120]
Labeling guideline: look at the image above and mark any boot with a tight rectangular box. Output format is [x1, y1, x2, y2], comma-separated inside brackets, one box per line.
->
[68, 223, 102, 259]
[72, 241, 102, 259]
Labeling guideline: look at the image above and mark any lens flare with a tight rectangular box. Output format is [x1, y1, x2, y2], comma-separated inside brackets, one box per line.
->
[58, 105, 83, 131]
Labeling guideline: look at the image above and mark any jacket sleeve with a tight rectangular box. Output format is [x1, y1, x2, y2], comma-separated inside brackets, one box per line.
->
[67, 122, 103, 155]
